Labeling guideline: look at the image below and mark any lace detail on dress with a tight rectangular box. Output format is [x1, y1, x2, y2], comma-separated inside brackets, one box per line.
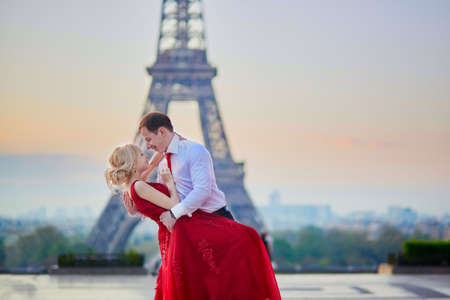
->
[173, 257, 183, 290]
[160, 231, 170, 266]
[198, 238, 221, 275]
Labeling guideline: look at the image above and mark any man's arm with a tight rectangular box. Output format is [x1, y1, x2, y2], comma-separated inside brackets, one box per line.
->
[170, 144, 213, 219]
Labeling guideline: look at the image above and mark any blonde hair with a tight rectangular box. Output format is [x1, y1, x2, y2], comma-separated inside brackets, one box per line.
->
[105, 144, 141, 189]
[105, 144, 142, 216]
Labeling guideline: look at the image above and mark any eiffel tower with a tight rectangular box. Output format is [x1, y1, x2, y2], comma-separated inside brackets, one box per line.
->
[87, 0, 265, 253]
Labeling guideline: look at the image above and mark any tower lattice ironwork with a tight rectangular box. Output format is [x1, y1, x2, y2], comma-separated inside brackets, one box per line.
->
[87, 0, 265, 253]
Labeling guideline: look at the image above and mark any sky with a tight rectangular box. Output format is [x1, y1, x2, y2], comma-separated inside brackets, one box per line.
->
[0, 0, 449, 218]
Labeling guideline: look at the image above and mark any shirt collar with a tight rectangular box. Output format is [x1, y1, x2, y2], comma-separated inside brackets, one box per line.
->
[166, 133, 180, 154]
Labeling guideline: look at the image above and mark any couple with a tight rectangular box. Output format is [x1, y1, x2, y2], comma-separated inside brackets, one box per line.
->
[105, 112, 281, 300]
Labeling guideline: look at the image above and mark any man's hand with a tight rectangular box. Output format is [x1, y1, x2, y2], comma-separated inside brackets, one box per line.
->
[122, 191, 138, 215]
[160, 210, 176, 232]
[123, 191, 131, 203]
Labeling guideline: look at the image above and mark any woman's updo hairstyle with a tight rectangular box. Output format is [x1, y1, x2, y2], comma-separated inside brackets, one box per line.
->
[105, 144, 141, 190]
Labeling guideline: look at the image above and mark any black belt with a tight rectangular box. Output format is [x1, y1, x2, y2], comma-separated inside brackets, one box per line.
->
[212, 206, 235, 221]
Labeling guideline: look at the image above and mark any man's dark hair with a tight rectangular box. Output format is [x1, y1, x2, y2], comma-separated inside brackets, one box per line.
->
[138, 112, 173, 133]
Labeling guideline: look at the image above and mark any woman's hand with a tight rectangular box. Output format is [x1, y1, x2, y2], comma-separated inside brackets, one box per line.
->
[141, 151, 164, 180]
[160, 167, 174, 185]
[149, 151, 164, 168]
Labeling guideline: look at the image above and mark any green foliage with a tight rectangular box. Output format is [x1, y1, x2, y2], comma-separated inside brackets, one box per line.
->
[58, 252, 75, 267]
[0, 237, 5, 266]
[58, 248, 144, 267]
[5, 225, 69, 267]
[403, 240, 450, 258]
[4, 225, 92, 268]
[323, 228, 377, 266]
[125, 238, 159, 260]
[121, 249, 144, 267]
[399, 239, 450, 266]
[294, 226, 325, 264]
[272, 225, 412, 268]
[70, 242, 91, 254]
[273, 236, 295, 265]
[410, 228, 430, 240]
[272, 230, 297, 268]
[3, 225, 147, 268]
[374, 225, 405, 264]
[387, 253, 396, 265]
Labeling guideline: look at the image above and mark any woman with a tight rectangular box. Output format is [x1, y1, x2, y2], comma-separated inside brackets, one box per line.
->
[105, 144, 281, 300]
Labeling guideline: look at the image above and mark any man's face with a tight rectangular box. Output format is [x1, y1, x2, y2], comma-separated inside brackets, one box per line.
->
[140, 127, 166, 152]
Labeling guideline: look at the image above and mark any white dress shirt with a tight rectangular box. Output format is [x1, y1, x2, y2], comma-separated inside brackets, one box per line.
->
[157, 133, 227, 219]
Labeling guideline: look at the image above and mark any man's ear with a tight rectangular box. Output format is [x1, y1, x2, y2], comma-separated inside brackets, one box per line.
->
[158, 127, 166, 136]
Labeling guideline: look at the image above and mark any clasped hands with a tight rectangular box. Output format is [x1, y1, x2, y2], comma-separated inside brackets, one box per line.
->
[123, 167, 176, 231]
[159, 167, 176, 232]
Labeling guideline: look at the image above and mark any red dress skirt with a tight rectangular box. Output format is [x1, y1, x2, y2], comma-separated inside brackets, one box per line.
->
[130, 181, 281, 300]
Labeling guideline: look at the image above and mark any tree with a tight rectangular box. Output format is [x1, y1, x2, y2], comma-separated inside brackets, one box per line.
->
[271, 225, 408, 268]
[410, 228, 430, 240]
[322, 228, 378, 266]
[294, 226, 325, 265]
[374, 225, 405, 263]
[272, 236, 295, 266]
[0, 237, 5, 266]
[5, 225, 69, 267]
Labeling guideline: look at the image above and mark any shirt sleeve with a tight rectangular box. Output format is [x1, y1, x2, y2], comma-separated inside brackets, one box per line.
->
[170, 144, 213, 219]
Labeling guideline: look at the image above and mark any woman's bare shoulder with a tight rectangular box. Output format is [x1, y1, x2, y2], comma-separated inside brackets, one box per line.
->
[134, 180, 150, 195]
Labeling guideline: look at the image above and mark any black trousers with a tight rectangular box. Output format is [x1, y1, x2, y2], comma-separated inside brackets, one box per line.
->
[212, 206, 235, 220]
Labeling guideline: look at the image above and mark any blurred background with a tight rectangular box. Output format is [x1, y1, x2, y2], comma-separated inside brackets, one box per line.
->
[0, 0, 449, 271]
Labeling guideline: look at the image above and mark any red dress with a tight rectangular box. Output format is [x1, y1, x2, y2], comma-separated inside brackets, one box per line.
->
[130, 181, 281, 300]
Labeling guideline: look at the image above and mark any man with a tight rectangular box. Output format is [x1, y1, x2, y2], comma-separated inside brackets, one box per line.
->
[137, 112, 234, 231]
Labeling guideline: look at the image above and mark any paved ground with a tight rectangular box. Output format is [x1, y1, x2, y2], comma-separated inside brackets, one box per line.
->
[0, 273, 449, 299]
